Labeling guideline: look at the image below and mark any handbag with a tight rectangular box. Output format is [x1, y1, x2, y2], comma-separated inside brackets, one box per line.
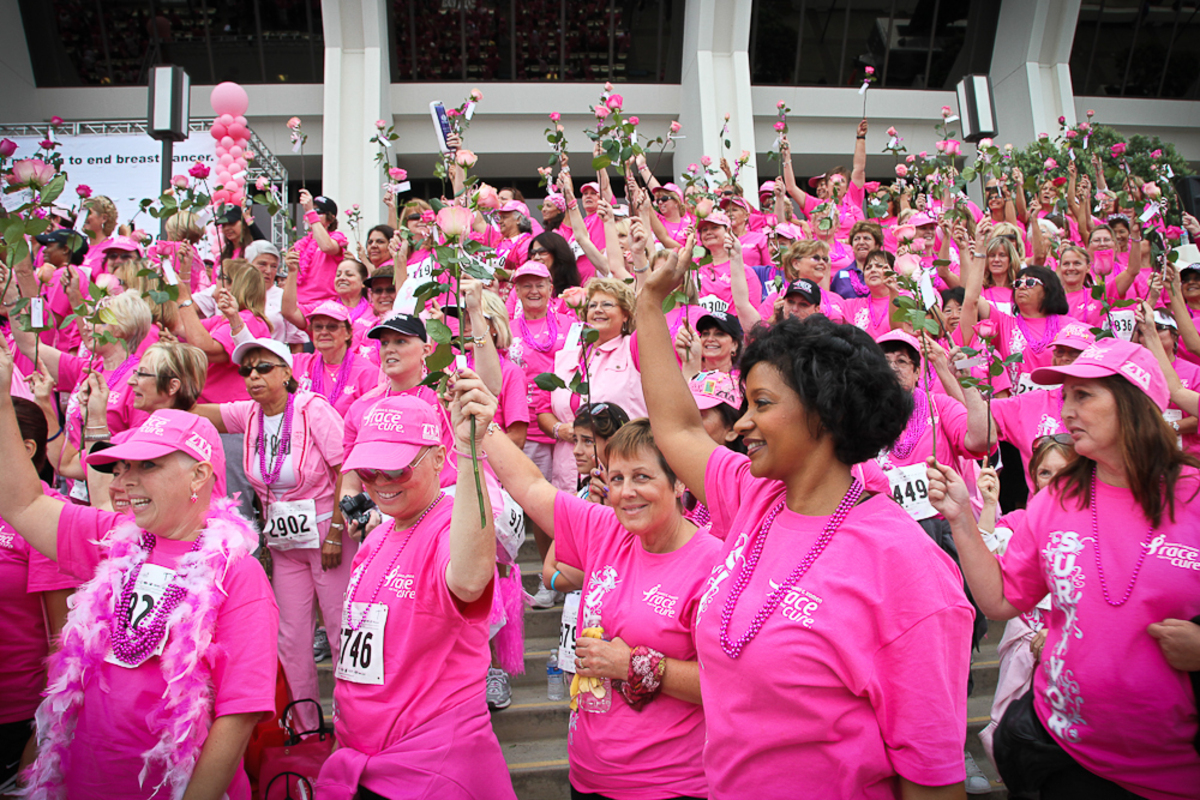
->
[992, 689, 1077, 794]
[262, 771, 315, 800]
[258, 699, 336, 799]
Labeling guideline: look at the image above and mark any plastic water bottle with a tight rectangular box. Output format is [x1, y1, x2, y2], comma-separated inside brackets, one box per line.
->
[547, 648, 565, 701]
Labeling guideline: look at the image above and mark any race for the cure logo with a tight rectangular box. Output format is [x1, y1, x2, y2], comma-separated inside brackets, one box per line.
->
[1144, 535, 1200, 571]
[767, 580, 823, 628]
[641, 584, 679, 618]
[0, 531, 14, 550]
[382, 568, 417, 599]
[139, 416, 169, 437]
[365, 409, 406, 433]
[185, 432, 213, 461]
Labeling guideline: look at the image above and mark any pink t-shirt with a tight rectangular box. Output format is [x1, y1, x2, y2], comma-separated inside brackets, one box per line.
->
[992, 388, 1066, 491]
[876, 391, 985, 471]
[293, 351, 381, 418]
[991, 308, 1069, 378]
[697, 259, 765, 311]
[0, 485, 77, 723]
[698, 447, 972, 798]
[841, 294, 893, 339]
[294, 230, 348, 309]
[196, 312, 272, 403]
[1065, 287, 1104, 327]
[757, 287, 845, 324]
[1171, 357, 1200, 455]
[54, 503, 278, 800]
[485, 354, 528, 433]
[332, 496, 495, 758]
[1000, 475, 1200, 799]
[737, 230, 772, 269]
[553, 493, 718, 799]
[508, 312, 574, 444]
[58, 350, 149, 451]
[802, 187, 865, 241]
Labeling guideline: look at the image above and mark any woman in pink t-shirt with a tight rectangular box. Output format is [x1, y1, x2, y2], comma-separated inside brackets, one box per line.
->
[481, 396, 716, 799]
[929, 337, 1200, 799]
[756, 239, 846, 323]
[317, 389, 516, 800]
[840, 250, 900, 339]
[1056, 245, 1104, 327]
[192, 338, 352, 733]
[290, 300, 381, 417]
[635, 256, 974, 799]
[292, 190, 347, 309]
[0, 366, 278, 800]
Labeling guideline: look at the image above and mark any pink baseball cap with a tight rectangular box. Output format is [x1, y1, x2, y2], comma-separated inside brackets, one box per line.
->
[759, 181, 776, 197]
[86, 410, 224, 475]
[102, 235, 146, 257]
[309, 299, 351, 323]
[876, 329, 922, 361]
[1031, 338, 1169, 411]
[689, 370, 742, 411]
[511, 260, 551, 281]
[656, 182, 684, 204]
[720, 195, 751, 212]
[699, 210, 732, 228]
[908, 212, 936, 227]
[580, 182, 601, 195]
[498, 200, 529, 215]
[1051, 322, 1096, 352]
[771, 222, 804, 240]
[343, 396, 445, 472]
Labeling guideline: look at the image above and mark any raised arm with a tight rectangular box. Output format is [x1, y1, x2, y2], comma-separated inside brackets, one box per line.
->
[444, 368, 497, 605]
[727, 232, 762, 327]
[299, 189, 342, 257]
[635, 239, 718, 503]
[461, 276, 501, 396]
[1112, 226, 1144, 298]
[851, 120, 868, 188]
[958, 221, 992, 339]
[779, 135, 813, 212]
[598, 200, 631, 280]
[559, 170, 609, 271]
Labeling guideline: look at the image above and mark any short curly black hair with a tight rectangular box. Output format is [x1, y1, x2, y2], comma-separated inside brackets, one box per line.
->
[739, 315, 912, 465]
[1016, 265, 1069, 316]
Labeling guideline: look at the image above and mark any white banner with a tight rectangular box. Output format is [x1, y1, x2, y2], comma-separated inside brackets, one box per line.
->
[1, 132, 218, 216]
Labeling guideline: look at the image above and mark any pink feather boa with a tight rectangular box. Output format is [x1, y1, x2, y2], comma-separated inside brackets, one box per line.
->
[21, 497, 257, 800]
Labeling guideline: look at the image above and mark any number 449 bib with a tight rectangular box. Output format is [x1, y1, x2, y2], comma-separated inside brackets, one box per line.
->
[887, 464, 936, 521]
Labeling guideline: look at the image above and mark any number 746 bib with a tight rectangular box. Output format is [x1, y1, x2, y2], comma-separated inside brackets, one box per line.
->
[336, 602, 387, 685]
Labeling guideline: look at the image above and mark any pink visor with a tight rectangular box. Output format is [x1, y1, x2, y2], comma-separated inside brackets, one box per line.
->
[721, 195, 751, 212]
[1031, 338, 1169, 411]
[86, 410, 224, 474]
[511, 260, 551, 281]
[689, 370, 742, 411]
[310, 299, 351, 323]
[343, 396, 444, 472]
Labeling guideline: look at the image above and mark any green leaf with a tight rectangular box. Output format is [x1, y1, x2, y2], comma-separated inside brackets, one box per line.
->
[429, 197, 445, 212]
[425, 341, 454, 372]
[582, 327, 600, 344]
[592, 155, 612, 171]
[534, 372, 568, 391]
[572, 380, 589, 396]
[1090, 284, 1104, 300]
[3, 219, 24, 247]
[989, 361, 1005, 377]
[427, 318, 453, 345]
[23, 218, 50, 236]
[40, 174, 65, 205]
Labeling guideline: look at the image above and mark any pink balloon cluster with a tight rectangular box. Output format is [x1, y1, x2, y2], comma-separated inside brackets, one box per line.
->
[208, 82, 251, 207]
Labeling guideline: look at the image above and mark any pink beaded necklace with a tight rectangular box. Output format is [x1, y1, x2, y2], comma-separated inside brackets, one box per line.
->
[110, 532, 204, 664]
[890, 388, 930, 460]
[519, 313, 559, 354]
[258, 392, 295, 486]
[1090, 472, 1156, 607]
[344, 493, 444, 630]
[311, 352, 353, 402]
[1016, 312, 1062, 354]
[720, 480, 863, 658]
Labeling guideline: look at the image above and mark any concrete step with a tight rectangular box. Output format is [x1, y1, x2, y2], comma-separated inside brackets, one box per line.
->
[517, 536, 542, 564]
[503, 738, 570, 800]
[525, 605, 564, 639]
[490, 683, 571, 744]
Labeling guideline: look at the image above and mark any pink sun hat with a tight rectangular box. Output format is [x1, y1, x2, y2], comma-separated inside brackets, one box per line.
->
[511, 260, 551, 281]
[1051, 321, 1096, 352]
[1032, 338, 1169, 411]
[309, 299, 352, 323]
[343, 396, 444, 472]
[689, 370, 742, 411]
[86, 410, 224, 476]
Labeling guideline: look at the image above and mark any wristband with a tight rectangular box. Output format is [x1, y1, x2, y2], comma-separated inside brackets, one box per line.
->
[330, 522, 344, 530]
[324, 539, 343, 547]
[567, 199, 578, 210]
[856, 135, 866, 140]
[177, 299, 194, 310]
[550, 570, 562, 591]
[304, 210, 321, 225]
[553, 422, 563, 440]
[455, 446, 487, 458]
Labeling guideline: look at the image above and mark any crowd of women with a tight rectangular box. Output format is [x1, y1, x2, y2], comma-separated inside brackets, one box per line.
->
[1, 114, 1198, 800]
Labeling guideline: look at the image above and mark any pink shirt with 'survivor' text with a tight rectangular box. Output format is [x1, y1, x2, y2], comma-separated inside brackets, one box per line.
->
[53, 503, 278, 800]
[1000, 476, 1200, 799]
[697, 447, 972, 799]
[553, 493, 719, 800]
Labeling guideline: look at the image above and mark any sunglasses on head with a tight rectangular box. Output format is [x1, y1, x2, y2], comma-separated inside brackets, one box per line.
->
[237, 362, 288, 377]
[1013, 277, 1043, 289]
[1034, 433, 1073, 450]
[354, 447, 431, 484]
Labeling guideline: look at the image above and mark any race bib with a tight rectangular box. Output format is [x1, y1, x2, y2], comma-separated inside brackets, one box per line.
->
[992, 301, 1013, 316]
[1014, 373, 1056, 396]
[887, 463, 936, 521]
[558, 591, 582, 674]
[569, 239, 586, 260]
[69, 478, 89, 503]
[410, 255, 435, 283]
[698, 294, 728, 314]
[1108, 308, 1136, 341]
[263, 498, 320, 550]
[105, 564, 176, 668]
[335, 602, 387, 685]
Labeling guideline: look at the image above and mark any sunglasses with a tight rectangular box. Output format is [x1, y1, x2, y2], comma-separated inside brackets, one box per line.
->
[237, 362, 288, 377]
[354, 447, 431, 484]
[405, 213, 422, 223]
[528, 247, 550, 257]
[1013, 277, 1044, 289]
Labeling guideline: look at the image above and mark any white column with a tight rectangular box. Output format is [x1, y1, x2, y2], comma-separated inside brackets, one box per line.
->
[677, 0, 758, 197]
[989, 0, 1081, 146]
[320, 0, 392, 221]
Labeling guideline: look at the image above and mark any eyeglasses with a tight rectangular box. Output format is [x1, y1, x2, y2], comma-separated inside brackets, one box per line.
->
[587, 301, 618, 311]
[805, 255, 831, 263]
[311, 322, 346, 332]
[528, 247, 550, 257]
[653, 195, 673, 205]
[237, 362, 288, 377]
[1013, 277, 1044, 289]
[1033, 433, 1073, 450]
[133, 370, 158, 380]
[886, 356, 915, 370]
[354, 447, 431, 484]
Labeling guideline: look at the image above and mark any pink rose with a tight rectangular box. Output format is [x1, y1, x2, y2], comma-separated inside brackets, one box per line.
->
[776, 100, 786, 109]
[701, 155, 712, 167]
[388, 167, 407, 181]
[1143, 183, 1161, 200]
[94, 273, 122, 294]
[894, 254, 921, 277]
[1064, 130, 1077, 139]
[39, 140, 55, 150]
[436, 205, 473, 238]
[286, 117, 301, 130]
[1038, 132, 1049, 140]
[886, 126, 898, 137]
[375, 119, 387, 129]
[724, 112, 731, 121]
[255, 176, 268, 191]
[471, 88, 483, 101]
[865, 66, 875, 75]
[687, 163, 699, 173]
[420, 210, 435, 223]
[905, 154, 915, 164]
[774, 121, 785, 132]
[49, 115, 63, 127]
[919, 151, 927, 159]
[561, 286, 587, 309]
[188, 161, 211, 179]
[245, 150, 255, 161]
[454, 149, 477, 168]
[549, 112, 561, 121]
[670, 120, 682, 133]
[1110, 142, 1127, 157]
[0, 138, 15, 157]
[171, 174, 189, 189]
[979, 138, 993, 148]
[1058, 115, 1066, 125]
[694, 198, 714, 219]
[1044, 157, 1057, 171]
[595, 105, 610, 120]
[935, 140, 946, 152]
[864, 181, 881, 193]
[973, 319, 999, 340]
[1078, 122, 1090, 131]
[740, 150, 750, 161]
[75, 184, 92, 198]
[474, 183, 499, 210]
[446, 109, 460, 118]
[6, 158, 55, 187]
[606, 94, 623, 110]
[1165, 226, 1184, 240]
[352, 203, 360, 211]
[895, 163, 910, 177]
[556, 124, 564, 132]
[940, 105, 952, 117]
[1053, 176, 1068, 187]
[604, 81, 614, 92]
[894, 224, 916, 242]
[628, 116, 639, 126]
[1151, 149, 1163, 159]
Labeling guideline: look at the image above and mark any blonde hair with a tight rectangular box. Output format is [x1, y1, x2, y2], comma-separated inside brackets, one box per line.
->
[991, 222, 1027, 260]
[481, 290, 512, 350]
[783, 239, 830, 281]
[140, 342, 208, 408]
[86, 196, 119, 235]
[223, 259, 271, 333]
[165, 211, 203, 244]
[984, 237, 1022, 289]
[112, 259, 179, 332]
[101, 289, 152, 351]
[585, 276, 636, 335]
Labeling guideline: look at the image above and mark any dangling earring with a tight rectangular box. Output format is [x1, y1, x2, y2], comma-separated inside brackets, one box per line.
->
[190, 491, 199, 504]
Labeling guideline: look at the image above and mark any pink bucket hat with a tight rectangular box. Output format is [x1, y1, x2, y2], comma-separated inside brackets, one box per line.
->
[689, 370, 742, 411]
[1032, 338, 1169, 411]
[511, 260, 551, 281]
[343, 396, 444, 472]
[309, 299, 351, 323]
[1051, 322, 1096, 352]
[86, 410, 224, 476]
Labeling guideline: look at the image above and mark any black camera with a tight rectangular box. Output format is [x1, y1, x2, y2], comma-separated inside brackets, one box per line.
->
[338, 492, 376, 532]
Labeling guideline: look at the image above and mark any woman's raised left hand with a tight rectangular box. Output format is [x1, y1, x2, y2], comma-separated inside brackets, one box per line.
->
[574, 635, 632, 681]
[446, 367, 496, 447]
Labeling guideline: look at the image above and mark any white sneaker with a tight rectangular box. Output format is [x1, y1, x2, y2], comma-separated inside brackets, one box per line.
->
[486, 667, 511, 710]
[529, 585, 562, 609]
[964, 751, 991, 795]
